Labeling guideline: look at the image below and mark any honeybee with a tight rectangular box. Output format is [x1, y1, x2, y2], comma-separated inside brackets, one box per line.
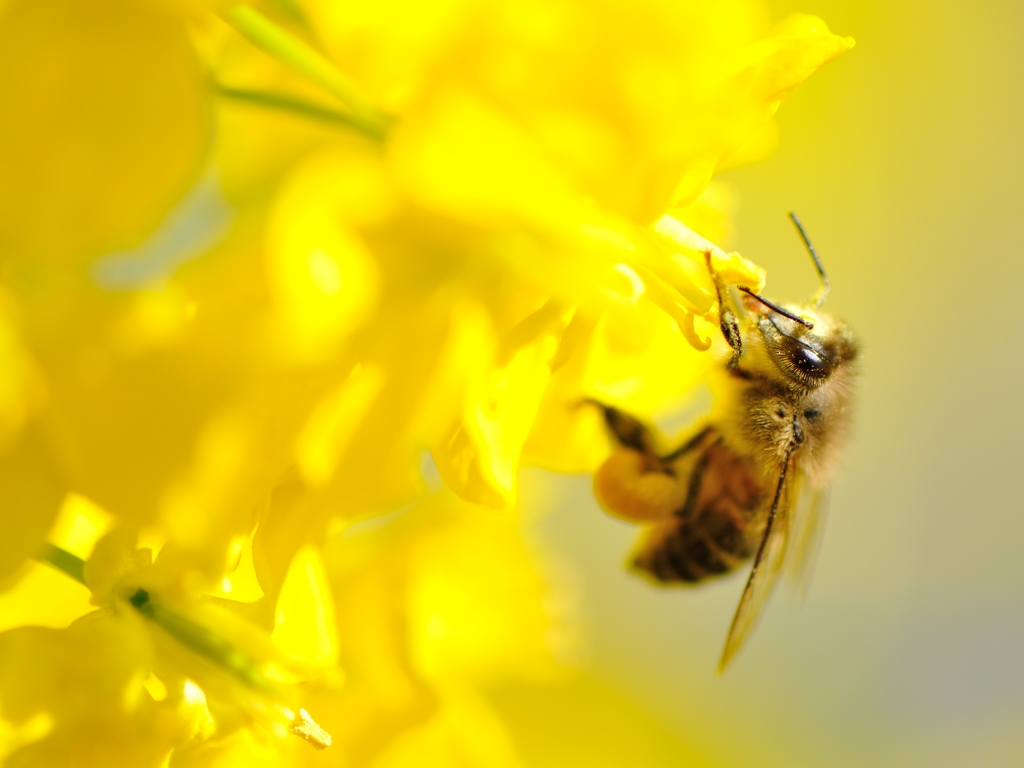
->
[590, 214, 858, 671]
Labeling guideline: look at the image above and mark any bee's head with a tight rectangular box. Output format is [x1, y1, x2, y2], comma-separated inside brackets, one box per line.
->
[736, 213, 858, 388]
[743, 299, 858, 387]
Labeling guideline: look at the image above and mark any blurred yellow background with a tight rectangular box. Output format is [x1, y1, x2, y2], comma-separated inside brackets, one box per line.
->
[491, 1, 1024, 766]
[2, 0, 1015, 765]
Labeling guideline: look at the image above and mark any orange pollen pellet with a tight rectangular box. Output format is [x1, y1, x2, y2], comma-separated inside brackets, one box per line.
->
[592, 449, 688, 523]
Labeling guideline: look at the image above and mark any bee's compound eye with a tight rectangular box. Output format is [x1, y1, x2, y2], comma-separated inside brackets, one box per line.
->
[792, 345, 823, 371]
[788, 344, 832, 380]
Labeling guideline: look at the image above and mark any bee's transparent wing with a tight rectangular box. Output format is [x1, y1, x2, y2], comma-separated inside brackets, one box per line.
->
[786, 484, 830, 599]
[717, 455, 797, 673]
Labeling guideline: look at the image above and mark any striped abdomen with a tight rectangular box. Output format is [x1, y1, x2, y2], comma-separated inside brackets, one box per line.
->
[633, 439, 766, 583]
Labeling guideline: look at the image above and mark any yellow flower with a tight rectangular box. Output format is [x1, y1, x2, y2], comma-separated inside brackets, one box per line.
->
[309, 0, 851, 221]
[226, 0, 851, 509]
[0, 0, 853, 764]
[0, 612, 186, 766]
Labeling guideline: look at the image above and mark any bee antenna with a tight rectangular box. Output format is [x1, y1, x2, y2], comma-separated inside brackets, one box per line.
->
[789, 212, 830, 308]
[738, 287, 814, 330]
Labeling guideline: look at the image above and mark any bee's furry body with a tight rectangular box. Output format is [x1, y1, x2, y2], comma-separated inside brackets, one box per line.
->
[632, 308, 857, 586]
[590, 228, 859, 668]
[633, 429, 764, 583]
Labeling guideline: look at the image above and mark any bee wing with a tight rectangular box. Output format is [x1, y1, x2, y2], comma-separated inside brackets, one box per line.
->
[785, 484, 831, 599]
[717, 453, 798, 673]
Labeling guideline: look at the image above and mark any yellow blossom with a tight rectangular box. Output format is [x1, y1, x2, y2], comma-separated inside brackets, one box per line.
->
[0, 0, 853, 764]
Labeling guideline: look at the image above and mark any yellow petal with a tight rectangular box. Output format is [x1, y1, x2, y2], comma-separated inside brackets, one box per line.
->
[0, 612, 184, 767]
[295, 364, 386, 488]
[267, 148, 385, 360]
[47, 493, 113, 561]
[389, 90, 583, 231]
[740, 14, 856, 107]
[407, 494, 570, 680]
[524, 296, 715, 473]
[651, 214, 766, 292]
[433, 306, 567, 509]
[668, 16, 853, 208]
[668, 181, 739, 247]
[0, 561, 92, 634]
[272, 546, 339, 668]
[82, 528, 153, 607]
[306, 0, 472, 113]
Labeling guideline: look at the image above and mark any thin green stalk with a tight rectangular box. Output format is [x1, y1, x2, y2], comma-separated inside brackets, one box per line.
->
[34, 543, 331, 748]
[128, 588, 281, 696]
[130, 589, 330, 748]
[38, 542, 86, 585]
[215, 84, 371, 132]
[221, 4, 390, 139]
[36, 543, 276, 694]
[264, 0, 312, 33]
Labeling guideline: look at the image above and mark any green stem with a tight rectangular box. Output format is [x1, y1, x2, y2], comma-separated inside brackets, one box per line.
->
[263, 0, 312, 33]
[38, 543, 86, 585]
[221, 4, 390, 139]
[34, 544, 331, 748]
[36, 544, 276, 694]
[215, 84, 372, 132]
[128, 589, 280, 696]
[131, 590, 331, 746]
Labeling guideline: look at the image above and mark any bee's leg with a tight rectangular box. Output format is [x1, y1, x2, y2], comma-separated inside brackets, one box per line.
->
[677, 445, 714, 519]
[589, 401, 687, 523]
[660, 425, 714, 463]
[661, 427, 718, 520]
[704, 251, 743, 368]
[585, 400, 659, 461]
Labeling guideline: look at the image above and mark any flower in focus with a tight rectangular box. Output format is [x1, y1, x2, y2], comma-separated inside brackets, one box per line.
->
[0, 0, 852, 764]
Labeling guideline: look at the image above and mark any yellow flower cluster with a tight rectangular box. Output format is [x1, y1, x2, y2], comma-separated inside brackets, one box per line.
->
[0, 0, 851, 764]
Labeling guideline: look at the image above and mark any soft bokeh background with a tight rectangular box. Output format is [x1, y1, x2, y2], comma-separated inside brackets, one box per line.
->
[488, 1, 1024, 766]
[3, 1, 1017, 765]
